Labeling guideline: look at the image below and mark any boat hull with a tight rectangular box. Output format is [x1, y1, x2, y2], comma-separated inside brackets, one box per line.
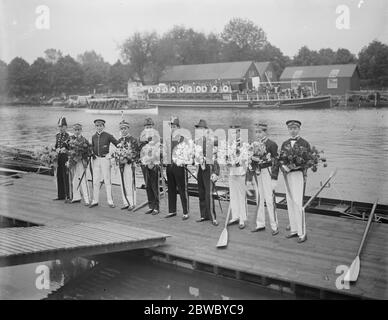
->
[85, 107, 158, 115]
[148, 95, 331, 109]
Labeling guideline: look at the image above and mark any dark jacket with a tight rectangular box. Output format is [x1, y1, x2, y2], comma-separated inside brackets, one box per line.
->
[91, 131, 118, 157]
[251, 138, 279, 180]
[275, 136, 311, 178]
[55, 132, 70, 150]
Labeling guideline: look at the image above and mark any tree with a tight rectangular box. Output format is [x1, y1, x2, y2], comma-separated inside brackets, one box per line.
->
[358, 40, 388, 87]
[317, 48, 336, 65]
[108, 60, 131, 93]
[44, 48, 63, 64]
[221, 18, 267, 61]
[255, 43, 291, 79]
[0, 59, 7, 95]
[77, 50, 110, 93]
[7, 57, 30, 96]
[28, 57, 52, 96]
[293, 46, 320, 66]
[121, 32, 159, 83]
[52, 55, 84, 95]
[335, 48, 356, 64]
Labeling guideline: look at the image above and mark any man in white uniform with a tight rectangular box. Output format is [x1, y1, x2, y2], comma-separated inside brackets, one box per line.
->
[279, 120, 311, 243]
[250, 122, 279, 235]
[69, 123, 91, 206]
[117, 120, 139, 211]
[89, 119, 119, 208]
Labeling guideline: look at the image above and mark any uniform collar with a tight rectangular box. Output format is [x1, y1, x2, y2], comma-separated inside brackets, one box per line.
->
[290, 136, 300, 141]
[260, 136, 268, 143]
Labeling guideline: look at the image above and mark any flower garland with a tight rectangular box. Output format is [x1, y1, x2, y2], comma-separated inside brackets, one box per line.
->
[140, 140, 162, 168]
[172, 139, 195, 166]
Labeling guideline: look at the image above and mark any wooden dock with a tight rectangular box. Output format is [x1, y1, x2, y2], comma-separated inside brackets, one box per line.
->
[1, 172, 387, 299]
[0, 221, 169, 267]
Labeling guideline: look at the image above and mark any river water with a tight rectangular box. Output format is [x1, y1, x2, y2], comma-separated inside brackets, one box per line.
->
[0, 105, 387, 203]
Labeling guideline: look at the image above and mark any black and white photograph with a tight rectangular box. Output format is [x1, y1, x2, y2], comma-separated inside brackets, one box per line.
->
[0, 0, 387, 304]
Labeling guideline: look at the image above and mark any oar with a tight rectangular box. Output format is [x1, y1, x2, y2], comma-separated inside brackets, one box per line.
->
[302, 169, 338, 210]
[133, 200, 149, 212]
[344, 200, 378, 283]
[216, 204, 232, 248]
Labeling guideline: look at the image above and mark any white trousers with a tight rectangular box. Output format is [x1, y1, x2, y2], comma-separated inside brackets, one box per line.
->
[120, 164, 136, 207]
[229, 174, 247, 223]
[254, 168, 278, 231]
[284, 171, 306, 237]
[92, 156, 113, 205]
[71, 160, 90, 203]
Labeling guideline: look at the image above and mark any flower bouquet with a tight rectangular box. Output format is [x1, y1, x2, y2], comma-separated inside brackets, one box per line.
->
[34, 145, 58, 168]
[172, 139, 195, 166]
[279, 145, 327, 173]
[66, 137, 91, 168]
[225, 140, 252, 168]
[111, 141, 138, 168]
[249, 141, 272, 171]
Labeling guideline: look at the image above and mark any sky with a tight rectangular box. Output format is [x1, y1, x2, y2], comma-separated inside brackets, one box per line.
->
[0, 0, 387, 64]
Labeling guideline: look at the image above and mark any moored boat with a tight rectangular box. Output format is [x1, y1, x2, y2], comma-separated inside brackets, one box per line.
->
[147, 80, 332, 109]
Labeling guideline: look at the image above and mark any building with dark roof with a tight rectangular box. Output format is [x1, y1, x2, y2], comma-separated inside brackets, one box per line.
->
[280, 64, 360, 95]
[159, 61, 276, 90]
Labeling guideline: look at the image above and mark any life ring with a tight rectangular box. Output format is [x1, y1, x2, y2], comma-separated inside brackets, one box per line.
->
[222, 85, 229, 93]
[162, 87, 168, 93]
[211, 86, 218, 93]
[148, 87, 154, 93]
[155, 87, 161, 93]
[195, 86, 202, 93]
[179, 86, 185, 93]
[202, 86, 207, 93]
[186, 86, 193, 93]
[170, 86, 176, 93]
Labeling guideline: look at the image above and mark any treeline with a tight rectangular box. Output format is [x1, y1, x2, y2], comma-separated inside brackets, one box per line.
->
[0, 18, 387, 99]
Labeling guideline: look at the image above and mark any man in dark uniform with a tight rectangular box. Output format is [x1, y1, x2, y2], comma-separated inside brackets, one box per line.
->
[139, 118, 161, 215]
[165, 117, 189, 220]
[194, 119, 220, 226]
[89, 119, 119, 208]
[279, 120, 311, 243]
[53, 116, 70, 201]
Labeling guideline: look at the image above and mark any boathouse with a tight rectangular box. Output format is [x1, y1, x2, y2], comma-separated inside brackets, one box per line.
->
[159, 61, 275, 90]
[280, 64, 360, 95]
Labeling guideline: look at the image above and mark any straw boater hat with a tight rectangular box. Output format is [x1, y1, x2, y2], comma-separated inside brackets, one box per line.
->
[143, 118, 155, 126]
[286, 120, 301, 127]
[94, 119, 106, 125]
[194, 119, 208, 129]
[58, 116, 67, 127]
[119, 120, 130, 128]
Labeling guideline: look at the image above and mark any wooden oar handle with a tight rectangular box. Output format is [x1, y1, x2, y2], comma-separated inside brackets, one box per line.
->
[303, 169, 337, 209]
[357, 200, 378, 257]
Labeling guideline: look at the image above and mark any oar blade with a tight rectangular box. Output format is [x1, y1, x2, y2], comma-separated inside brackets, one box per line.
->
[344, 256, 360, 283]
[216, 228, 228, 248]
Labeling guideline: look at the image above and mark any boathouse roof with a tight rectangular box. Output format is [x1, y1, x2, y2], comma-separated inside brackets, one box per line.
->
[280, 64, 359, 79]
[160, 61, 258, 83]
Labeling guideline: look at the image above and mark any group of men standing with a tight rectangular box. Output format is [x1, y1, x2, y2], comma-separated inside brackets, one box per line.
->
[53, 115, 310, 243]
